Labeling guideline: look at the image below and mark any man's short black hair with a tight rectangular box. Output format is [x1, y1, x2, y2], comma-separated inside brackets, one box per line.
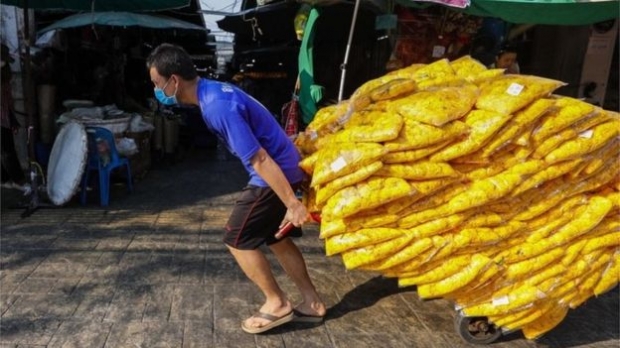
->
[498, 42, 518, 56]
[146, 43, 198, 80]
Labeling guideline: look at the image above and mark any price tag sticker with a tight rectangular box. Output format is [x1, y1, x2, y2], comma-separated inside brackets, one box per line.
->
[492, 296, 510, 306]
[330, 157, 347, 173]
[506, 83, 524, 96]
[432, 45, 446, 58]
[579, 129, 594, 139]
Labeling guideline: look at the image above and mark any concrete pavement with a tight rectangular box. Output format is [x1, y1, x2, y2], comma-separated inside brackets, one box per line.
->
[1, 149, 618, 348]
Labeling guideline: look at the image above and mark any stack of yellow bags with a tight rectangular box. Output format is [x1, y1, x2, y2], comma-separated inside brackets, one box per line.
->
[295, 56, 620, 340]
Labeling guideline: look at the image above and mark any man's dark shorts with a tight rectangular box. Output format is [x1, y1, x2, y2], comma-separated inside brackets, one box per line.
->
[224, 184, 303, 250]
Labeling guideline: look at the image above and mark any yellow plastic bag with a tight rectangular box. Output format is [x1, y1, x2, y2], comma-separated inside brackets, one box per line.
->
[544, 120, 619, 164]
[482, 98, 556, 158]
[450, 55, 487, 80]
[325, 227, 406, 256]
[384, 119, 468, 152]
[416, 254, 492, 298]
[316, 111, 403, 145]
[350, 78, 417, 111]
[386, 63, 426, 78]
[311, 142, 387, 187]
[368, 78, 418, 102]
[447, 171, 525, 213]
[298, 151, 319, 175]
[294, 131, 318, 155]
[532, 96, 599, 143]
[387, 85, 478, 126]
[399, 254, 472, 286]
[368, 237, 434, 271]
[521, 305, 568, 340]
[305, 102, 349, 136]
[376, 161, 460, 180]
[315, 161, 383, 206]
[341, 234, 413, 270]
[469, 69, 505, 85]
[476, 75, 566, 115]
[430, 110, 512, 162]
[512, 159, 580, 197]
[322, 177, 413, 219]
[409, 177, 458, 196]
[383, 140, 451, 164]
[410, 58, 456, 86]
[319, 211, 400, 239]
[593, 252, 620, 296]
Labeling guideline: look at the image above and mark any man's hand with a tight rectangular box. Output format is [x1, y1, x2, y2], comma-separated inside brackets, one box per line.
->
[282, 199, 308, 228]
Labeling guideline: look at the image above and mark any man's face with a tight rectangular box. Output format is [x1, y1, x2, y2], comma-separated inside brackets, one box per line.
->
[149, 67, 177, 96]
[150, 66, 181, 106]
[496, 52, 517, 70]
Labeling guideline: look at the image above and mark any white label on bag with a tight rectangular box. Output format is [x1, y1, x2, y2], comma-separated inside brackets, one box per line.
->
[330, 157, 347, 172]
[506, 83, 524, 96]
[492, 296, 510, 306]
[579, 129, 594, 139]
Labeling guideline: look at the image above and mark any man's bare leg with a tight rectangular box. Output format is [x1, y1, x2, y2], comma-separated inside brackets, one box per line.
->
[269, 238, 326, 317]
[227, 246, 293, 329]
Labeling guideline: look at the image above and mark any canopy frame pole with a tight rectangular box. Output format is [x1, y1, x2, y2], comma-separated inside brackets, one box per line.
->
[337, 0, 361, 102]
[21, 0, 35, 162]
[20, 0, 47, 218]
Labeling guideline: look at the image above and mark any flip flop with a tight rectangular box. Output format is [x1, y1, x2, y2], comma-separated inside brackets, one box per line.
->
[292, 309, 325, 323]
[241, 310, 294, 334]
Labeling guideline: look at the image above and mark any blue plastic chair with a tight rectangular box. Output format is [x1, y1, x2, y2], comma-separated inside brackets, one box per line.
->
[80, 127, 133, 206]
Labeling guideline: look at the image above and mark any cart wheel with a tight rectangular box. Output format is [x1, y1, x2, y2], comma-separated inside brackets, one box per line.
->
[454, 314, 502, 345]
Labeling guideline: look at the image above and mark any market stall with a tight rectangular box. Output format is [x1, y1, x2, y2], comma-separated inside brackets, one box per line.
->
[0, 0, 207, 216]
[343, 0, 618, 100]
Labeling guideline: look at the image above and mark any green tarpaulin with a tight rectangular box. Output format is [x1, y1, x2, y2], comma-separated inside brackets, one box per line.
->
[38, 11, 205, 34]
[396, 0, 619, 25]
[0, 0, 190, 11]
[298, 7, 322, 125]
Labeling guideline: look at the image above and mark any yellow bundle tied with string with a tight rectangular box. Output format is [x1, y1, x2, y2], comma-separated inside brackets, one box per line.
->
[296, 56, 620, 341]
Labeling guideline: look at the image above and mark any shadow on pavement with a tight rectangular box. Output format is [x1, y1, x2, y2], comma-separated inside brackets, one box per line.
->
[325, 276, 411, 321]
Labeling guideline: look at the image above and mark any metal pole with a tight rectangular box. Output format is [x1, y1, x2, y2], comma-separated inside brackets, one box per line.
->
[22, 0, 36, 162]
[337, 0, 361, 102]
[21, 0, 44, 218]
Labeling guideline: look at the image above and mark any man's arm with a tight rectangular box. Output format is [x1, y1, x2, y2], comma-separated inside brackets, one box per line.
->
[250, 147, 307, 227]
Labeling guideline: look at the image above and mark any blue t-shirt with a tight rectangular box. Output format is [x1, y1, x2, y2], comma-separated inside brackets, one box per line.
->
[196, 78, 304, 187]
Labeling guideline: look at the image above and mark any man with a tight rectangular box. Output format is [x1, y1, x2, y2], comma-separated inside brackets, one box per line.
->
[490, 42, 520, 74]
[146, 43, 326, 334]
